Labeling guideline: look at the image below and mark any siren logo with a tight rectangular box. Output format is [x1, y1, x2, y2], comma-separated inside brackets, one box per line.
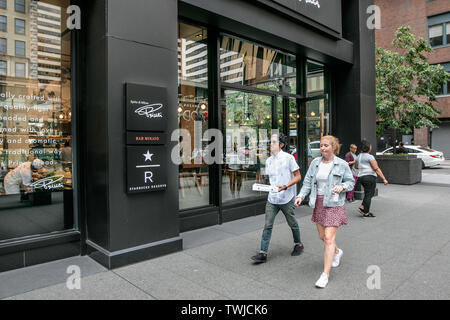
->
[135, 103, 164, 119]
[30, 175, 64, 190]
[299, 0, 320, 9]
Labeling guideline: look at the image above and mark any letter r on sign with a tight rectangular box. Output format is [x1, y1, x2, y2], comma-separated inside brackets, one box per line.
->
[145, 171, 153, 183]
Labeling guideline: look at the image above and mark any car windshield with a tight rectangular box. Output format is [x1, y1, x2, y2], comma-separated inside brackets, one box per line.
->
[418, 147, 435, 152]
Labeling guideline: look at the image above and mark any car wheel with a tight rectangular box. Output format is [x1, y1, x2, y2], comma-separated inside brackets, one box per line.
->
[421, 160, 425, 169]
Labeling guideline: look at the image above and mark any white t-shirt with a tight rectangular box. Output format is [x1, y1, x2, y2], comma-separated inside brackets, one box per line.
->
[265, 150, 300, 205]
[316, 161, 333, 195]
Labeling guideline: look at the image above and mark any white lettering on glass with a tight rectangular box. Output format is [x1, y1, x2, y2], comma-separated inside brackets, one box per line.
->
[30, 176, 64, 190]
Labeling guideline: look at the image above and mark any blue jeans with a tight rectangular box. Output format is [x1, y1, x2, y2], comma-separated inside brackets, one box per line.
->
[260, 197, 302, 254]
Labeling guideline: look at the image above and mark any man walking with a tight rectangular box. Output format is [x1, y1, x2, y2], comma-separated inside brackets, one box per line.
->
[251, 133, 304, 263]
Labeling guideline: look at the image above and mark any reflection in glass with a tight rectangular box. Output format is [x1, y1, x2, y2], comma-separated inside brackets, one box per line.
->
[0, 0, 73, 242]
[177, 22, 209, 210]
[222, 90, 272, 203]
[220, 35, 296, 94]
[277, 96, 283, 133]
[306, 61, 328, 167]
[288, 98, 298, 161]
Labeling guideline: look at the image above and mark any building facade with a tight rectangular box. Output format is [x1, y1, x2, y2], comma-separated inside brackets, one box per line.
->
[375, 0, 450, 157]
[0, 0, 376, 272]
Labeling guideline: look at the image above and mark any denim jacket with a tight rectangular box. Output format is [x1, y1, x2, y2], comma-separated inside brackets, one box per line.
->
[297, 156, 355, 208]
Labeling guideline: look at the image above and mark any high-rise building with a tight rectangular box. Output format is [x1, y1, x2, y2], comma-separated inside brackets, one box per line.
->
[36, 1, 61, 87]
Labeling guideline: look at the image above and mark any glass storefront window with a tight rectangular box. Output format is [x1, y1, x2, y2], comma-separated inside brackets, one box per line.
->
[288, 98, 299, 161]
[222, 90, 271, 203]
[177, 22, 210, 210]
[220, 35, 296, 94]
[0, 0, 73, 242]
[277, 96, 283, 133]
[306, 61, 328, 166]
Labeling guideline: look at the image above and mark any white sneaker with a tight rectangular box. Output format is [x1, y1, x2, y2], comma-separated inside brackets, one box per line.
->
[332, 249, 343, 268]
[315, 272, 329, 288]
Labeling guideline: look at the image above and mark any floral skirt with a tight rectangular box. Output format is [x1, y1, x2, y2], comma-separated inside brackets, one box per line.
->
[312, 195, 348, 227]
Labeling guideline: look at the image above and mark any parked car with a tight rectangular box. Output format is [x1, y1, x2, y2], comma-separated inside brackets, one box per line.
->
[309, 141, 321, 159]
[376, 145, 445, 168]
[289, 141, 321, 160]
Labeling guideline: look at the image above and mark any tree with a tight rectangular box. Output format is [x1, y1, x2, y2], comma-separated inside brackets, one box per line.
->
[376, 26, 450, 153]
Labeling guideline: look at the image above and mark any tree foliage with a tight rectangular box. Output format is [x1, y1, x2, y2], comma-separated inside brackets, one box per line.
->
[376, 26, 450, 148]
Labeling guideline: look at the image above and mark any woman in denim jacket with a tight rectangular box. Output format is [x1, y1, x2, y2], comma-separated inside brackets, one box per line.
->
[294, 136, 354, 288]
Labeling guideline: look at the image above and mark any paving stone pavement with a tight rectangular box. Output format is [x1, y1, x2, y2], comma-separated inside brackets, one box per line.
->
[1, 180, 450, 300]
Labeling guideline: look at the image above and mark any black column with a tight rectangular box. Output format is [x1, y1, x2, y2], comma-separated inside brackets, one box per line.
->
[335, 0, 376, 154]
[83, 0, 182, 269]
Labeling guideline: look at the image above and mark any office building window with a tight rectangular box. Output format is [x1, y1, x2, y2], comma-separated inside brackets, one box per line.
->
[15, 0, 25, 13]
[436, 63, 450, 96]
[429, 24, 443, 47]
[0, 0, 74, 243]
[447, 23, 450, 45]
[0, 0, 6, 9]
[15, 19, 25, 35]
[15, 62, 25, 77]
[0, 16, 6, 32]
[0, 60, 6, 75]
[428, 13, 450, 48]
[15, 40, 25, 56]
[0, 38, 6, 53]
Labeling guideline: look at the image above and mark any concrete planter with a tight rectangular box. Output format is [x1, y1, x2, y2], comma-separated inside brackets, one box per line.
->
[375, 155, 422, 185]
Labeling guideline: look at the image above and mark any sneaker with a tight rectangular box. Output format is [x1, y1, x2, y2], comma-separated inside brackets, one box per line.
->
[251, 253, 267, 263]
[291, 244, 304, 256]
[315, 272, 329, 288]
[332, 248, 343, 267]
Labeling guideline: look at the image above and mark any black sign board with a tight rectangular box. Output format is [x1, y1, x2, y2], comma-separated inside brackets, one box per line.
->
[126, 132, 167, 145]
[126, 83, 168, 132]
[126, 146, 167, 193]
[260, 0, 342, 35]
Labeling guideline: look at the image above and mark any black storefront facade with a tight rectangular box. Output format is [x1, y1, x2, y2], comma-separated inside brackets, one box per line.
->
[0, 0, 376, 272]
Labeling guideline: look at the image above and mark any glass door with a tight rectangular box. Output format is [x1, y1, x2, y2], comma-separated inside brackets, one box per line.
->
[221, 89, 273, 203]
[306, 97, 329, 165]
[304, 61, 329, 169]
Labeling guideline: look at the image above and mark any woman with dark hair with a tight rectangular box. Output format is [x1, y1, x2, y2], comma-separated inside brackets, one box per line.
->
[355, 140, 388, 218]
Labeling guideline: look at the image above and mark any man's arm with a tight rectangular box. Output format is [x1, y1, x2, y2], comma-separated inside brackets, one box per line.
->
[345, 152, 356, 166]
[278, 170, 301, 192]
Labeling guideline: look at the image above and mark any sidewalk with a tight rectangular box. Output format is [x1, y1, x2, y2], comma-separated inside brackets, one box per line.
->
[1, 182, 449, 300]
